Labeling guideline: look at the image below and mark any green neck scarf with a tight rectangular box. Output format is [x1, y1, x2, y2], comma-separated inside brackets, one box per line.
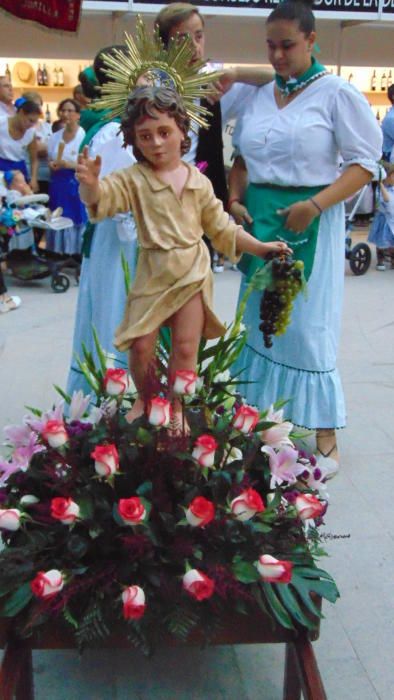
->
[275, 57, 327, 97]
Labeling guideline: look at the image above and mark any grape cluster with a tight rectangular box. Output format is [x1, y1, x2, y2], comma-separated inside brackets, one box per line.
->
[259, 256, 304, 348]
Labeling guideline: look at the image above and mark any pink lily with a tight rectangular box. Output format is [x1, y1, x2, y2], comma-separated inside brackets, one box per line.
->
[261, 445, 304, 489]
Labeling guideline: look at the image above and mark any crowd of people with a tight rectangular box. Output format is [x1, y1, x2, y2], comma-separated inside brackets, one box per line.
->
[0, 0, 387, 465]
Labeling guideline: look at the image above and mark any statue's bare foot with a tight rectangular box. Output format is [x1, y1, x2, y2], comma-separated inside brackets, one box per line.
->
[125, 398, 145, 424]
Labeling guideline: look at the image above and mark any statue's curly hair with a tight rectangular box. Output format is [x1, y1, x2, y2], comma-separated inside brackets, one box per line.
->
[121, 85, 191, 161]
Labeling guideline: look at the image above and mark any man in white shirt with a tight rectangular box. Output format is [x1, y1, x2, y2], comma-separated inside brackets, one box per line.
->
[0, 76, 16, 118]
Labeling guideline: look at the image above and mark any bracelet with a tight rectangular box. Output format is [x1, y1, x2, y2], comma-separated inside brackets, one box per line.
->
[228, 197, 240, 210]
[309, 197, 323, 215]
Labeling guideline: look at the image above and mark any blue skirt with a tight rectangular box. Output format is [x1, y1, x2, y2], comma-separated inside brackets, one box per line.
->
[49, 169, 87, 226]
[368, 212, 394, 249]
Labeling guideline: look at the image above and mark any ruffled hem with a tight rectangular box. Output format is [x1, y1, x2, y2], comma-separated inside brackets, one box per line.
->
[234, 343, 346, 430]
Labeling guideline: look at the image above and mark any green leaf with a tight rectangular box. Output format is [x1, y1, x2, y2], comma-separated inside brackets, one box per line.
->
[92, 327, 108, 375]
[121, 250, 132, 294]
[54, 385, 71, 404]
[136, 481, 152, 497]
[252, 522, 272, 534]
[261, 582, 295, 630]
[232, 560, 260, 584]
[1, 582, 33, 617]
[290, 574, 324, 618]
[136, 428, 153, 446]
[275, 583, 316, 630]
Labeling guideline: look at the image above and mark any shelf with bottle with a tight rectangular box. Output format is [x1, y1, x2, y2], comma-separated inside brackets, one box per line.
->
[341, 66, 392, 104]
[0, 57, 90, 90]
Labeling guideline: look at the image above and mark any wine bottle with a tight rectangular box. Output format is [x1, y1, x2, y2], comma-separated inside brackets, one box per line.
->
[45, 104, 51, 123]
[381, 71, 387, 92]
[348, 73, 353, 84]
[58, 66, 64, 87]
[42, 64, 49, 86]
[388, 70, 392, 89]
[53, 66, 58, 87]
[376, 109, 381, 123]
[371, 69, 377, 91]
[5, 64, 11, 81]
[37, 64, 43, 86]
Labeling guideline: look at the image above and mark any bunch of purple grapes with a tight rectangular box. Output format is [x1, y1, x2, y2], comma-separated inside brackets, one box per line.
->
[259, 256, 304, 348]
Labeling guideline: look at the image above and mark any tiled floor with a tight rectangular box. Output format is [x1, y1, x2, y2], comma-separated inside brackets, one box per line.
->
[1, 243, 393, 699]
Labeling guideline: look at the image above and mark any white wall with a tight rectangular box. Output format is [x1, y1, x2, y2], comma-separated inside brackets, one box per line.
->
[0, 9, 393, 68]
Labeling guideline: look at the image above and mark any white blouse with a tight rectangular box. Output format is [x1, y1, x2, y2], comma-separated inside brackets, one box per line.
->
[0, 118, 36, 161]
[47, 125, 85, 164]
[231, 75, 382, 187]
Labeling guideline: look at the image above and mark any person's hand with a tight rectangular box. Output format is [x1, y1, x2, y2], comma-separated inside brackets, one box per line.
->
[277, 199, 319, 233]
[30, 178, 39, 193]
[259, 241, 292, 259]
[206, 68, 237, 105]
[49, 160, 61, 171]
[230, 201, 253, 226]
[76, 146, 102, 186]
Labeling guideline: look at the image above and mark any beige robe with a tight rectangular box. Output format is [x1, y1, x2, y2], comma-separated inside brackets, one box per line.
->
[87, 162, 242, 352]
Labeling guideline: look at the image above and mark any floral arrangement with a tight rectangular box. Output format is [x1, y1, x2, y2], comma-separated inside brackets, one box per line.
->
[0, 316, 339, 654]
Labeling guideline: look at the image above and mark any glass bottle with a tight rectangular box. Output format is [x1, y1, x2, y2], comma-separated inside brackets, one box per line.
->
[58, 66, 64, 87]
[376, 109, 381, 123]
[42, 64, 49, 86]
[5, 64, 11, 81]
[53, 66, 58, 87]
[381, 71, 387, 92]
[388, 70, 392, 89]
[36, 63, 43, 86]
[370, 69, 377, 91]
[348, 73, 353, 84]
[45, 104, 51, 123]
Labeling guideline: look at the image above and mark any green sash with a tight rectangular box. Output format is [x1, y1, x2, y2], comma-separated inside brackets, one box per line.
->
[238, 183, 324, 281]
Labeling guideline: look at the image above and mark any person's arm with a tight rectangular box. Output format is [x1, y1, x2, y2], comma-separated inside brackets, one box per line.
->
[379, 181, 390, 203]
[27, 138, 39, 192]
[278, 164, 374, 233]
[220, 65, 274, 92]
[227, 155, 253, 226]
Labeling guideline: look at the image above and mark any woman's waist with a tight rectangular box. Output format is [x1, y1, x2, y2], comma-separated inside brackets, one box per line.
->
[249, 182, 330, 194]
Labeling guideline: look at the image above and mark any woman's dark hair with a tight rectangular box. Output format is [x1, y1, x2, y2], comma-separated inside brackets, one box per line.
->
[121, 85, 191, 161]
[155, 3, 204, 48]
[267, 0, 316, 35]
[58, 98, 81, 114]
[93, 45, 127, 87]
[78, 67, 98, 99]
[15, 97, 41, 116]
[387, 84, 394, 104]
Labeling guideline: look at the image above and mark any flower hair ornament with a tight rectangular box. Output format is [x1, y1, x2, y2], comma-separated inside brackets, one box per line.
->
[93, 15, 223, 131]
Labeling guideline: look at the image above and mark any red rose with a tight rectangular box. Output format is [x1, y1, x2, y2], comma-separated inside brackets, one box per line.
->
[103, 368, 128, 396]
[118, 497, 146, 525]
[256, 555, 293, 583]
[192, 434, 218, 467]
[183, 569, 215, 601]
[50, 497, 80, 525]
[295, 493, 325, 520]
[186, 496, 215, 527]
[230, 488, 265, 521]
[122, 585, 146, 619]
[41, 420, 68, 448]
[31, 569, 64, 598]
[173, 370, 198, 396]
[232, 405, 260, 434]
[91, 444, 119, 477]
[147, 397, 171, 427]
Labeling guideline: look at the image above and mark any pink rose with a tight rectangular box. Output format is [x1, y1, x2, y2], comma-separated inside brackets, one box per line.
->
[0, 507, 22, 531]
[41, 420, 68, 448]
[50, 497, 80, 525]
[118, 497, 146, 525]
[31, 569, 64, 598]
[186, 496, 215, 527]
[147, 397, 171, 427]
[103, 368, 128, 396]
[122, 585, 146, 620]
[295, 493, 325, 520]
[256, 554, 293, 583]
[173, 370, 198, 396]
[233, 405, 260, 434]
[183, 569, 215, 601]
[192, 434, 218, 468]
[230, 488, 265, 522]
[91, 444, 119, 477]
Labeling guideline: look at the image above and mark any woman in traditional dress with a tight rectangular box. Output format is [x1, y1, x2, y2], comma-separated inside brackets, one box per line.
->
[46, 98, 87, 256]
[0, 97, 40, 189]
[229, 0, 382, 463]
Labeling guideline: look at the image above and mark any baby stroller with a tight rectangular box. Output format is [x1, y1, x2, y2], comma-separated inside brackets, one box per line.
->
[345, 184, 372, 276]
[0, 192, 76, 293]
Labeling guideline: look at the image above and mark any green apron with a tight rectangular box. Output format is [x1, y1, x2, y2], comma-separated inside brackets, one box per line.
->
[239, 183, 325, 281]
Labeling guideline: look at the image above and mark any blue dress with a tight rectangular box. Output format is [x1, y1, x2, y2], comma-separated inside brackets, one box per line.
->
[66, 122, 138, 397]
[368, 186, 394, 249]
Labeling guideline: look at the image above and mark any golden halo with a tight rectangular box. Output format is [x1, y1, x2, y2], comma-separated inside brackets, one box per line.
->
[93, 16, 223, 131]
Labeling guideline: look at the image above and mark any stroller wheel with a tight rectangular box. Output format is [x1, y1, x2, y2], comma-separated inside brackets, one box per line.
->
[51, 273, 70, 293]
[349, 242, 371, 276]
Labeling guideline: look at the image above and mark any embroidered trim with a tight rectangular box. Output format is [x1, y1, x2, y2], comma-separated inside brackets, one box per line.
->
[277, 69, 328, 97]
[239, 343, 337, 375]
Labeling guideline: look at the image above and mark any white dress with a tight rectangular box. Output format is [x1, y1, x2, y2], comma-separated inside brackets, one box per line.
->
[231, 75, 382, 429]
